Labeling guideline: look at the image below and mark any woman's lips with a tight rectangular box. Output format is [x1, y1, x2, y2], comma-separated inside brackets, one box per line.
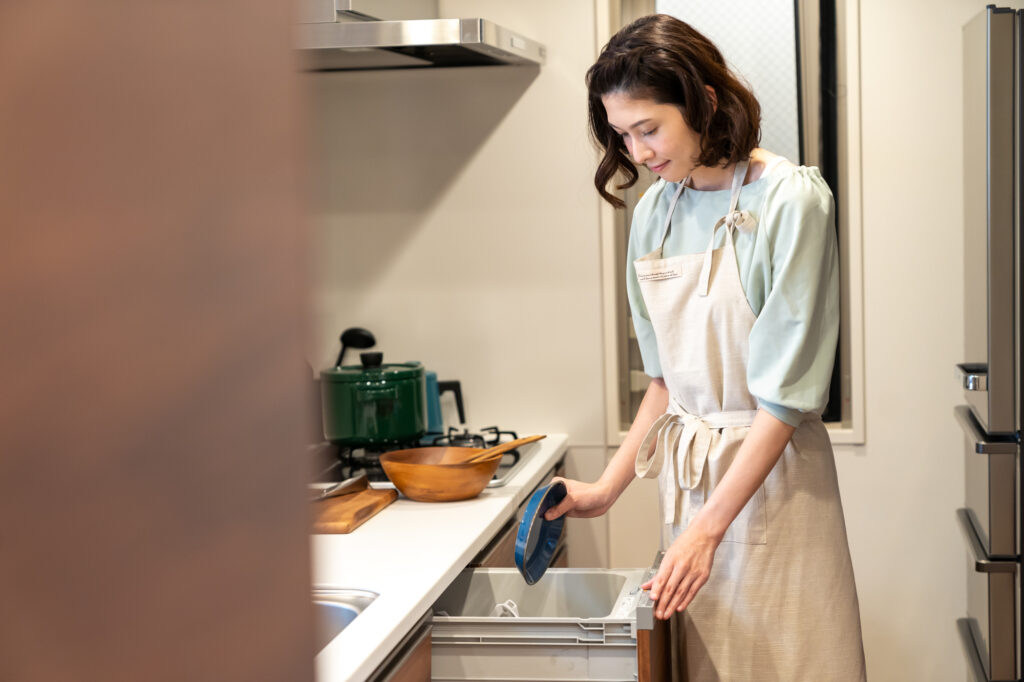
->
[649, 161, 669, 173]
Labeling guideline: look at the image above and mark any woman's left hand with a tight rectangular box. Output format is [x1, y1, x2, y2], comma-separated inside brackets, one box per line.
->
[641, 522, 721, 619]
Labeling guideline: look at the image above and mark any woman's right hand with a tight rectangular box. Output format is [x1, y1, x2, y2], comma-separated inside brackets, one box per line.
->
[538, 380, 667, 523]
[543, 478, 616, 520]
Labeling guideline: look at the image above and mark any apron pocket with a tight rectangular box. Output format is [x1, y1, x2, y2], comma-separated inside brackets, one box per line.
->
[669, 483, 768, 546]
[720, 483, 767, 545]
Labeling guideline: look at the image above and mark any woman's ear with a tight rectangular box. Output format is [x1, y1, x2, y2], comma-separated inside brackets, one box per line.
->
[705, 85, 718, 112]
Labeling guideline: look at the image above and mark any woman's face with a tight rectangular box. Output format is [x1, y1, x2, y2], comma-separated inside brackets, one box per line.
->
[602, 91, 702, 184]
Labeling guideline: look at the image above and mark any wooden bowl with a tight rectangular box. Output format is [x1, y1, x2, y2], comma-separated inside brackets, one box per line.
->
[379, 446, 501, 502]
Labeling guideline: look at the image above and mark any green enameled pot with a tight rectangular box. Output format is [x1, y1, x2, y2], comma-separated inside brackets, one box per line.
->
[320, 353, 426, 447]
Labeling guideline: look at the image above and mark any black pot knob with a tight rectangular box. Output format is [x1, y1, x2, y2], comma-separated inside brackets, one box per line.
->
[360, 352, 384, 369]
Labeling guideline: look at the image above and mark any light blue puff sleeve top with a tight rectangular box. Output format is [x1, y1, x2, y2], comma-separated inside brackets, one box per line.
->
[625, 164, 840, 428]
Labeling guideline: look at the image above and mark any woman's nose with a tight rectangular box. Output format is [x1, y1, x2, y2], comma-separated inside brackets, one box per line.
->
[631, 138, 653, 164]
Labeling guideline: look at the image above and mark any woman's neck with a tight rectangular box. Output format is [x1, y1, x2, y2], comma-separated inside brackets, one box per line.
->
[685, 148, 764, 191]
[687, 163, 737, 191]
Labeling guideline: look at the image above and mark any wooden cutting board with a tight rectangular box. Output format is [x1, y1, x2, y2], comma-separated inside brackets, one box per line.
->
[312, 488, 398, 534]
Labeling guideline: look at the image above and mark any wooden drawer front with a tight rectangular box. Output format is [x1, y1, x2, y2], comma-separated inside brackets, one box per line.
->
[372, 611, 431, 682]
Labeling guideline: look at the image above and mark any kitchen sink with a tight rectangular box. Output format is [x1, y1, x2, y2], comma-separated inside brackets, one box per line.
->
[313, 588, 378, 652]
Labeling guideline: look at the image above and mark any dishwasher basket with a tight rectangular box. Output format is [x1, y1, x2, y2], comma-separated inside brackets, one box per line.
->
[431, 568, 646, 682]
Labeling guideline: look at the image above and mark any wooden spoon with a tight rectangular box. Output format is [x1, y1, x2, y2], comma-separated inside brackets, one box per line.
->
[460, 435, 547, 464]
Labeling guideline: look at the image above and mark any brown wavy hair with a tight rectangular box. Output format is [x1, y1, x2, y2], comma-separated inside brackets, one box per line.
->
[587, 15, 761, 207]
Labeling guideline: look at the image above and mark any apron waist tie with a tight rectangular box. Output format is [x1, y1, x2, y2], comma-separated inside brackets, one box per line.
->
[635, 401, 758, 525]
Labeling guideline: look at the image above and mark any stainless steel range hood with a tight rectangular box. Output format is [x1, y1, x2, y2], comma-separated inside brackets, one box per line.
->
[295, 0, 546, 71]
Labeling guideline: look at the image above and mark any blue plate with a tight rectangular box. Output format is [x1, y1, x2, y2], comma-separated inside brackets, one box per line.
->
[514, 481, 567, 585]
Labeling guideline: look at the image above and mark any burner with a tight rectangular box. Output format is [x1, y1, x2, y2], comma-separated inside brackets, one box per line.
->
[431, 427, 486, 448]
[480, 426, 518, 447]
[428, 426, 521, 449]
[310, 425, 529, 489]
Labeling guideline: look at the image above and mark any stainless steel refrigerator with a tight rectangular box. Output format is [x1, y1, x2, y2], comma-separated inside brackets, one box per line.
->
[957, 6, 1024, 681]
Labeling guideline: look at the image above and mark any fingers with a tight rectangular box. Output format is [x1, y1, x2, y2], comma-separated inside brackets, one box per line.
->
[543, 478, 572, 520]
[661, 568, 708, 617]
[542, 477, 565, 520]
[544, 497, 571, 520]
[661, 565, 687, 619]
[542, 478, 614, 520]
[662, 572, 694, 617]
[647, 557, 711, 619]
[643, 526, 720, 619]
[677, 572, 708, 612]
[650, 562, 684, 618]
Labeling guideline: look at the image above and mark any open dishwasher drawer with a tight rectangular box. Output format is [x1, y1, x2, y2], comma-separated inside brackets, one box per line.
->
[431, 556, 666, 682]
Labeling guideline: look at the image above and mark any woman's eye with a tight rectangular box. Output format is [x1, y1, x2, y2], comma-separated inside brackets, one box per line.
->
[642, 128, 656, 137]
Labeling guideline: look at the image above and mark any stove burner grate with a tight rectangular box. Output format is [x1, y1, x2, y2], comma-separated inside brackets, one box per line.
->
[311, 426, 526, 486]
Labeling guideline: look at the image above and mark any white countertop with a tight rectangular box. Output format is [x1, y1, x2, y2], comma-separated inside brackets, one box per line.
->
[311, 434, 569, 682]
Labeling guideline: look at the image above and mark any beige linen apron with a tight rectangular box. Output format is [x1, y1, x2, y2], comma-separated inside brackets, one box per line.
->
[633, 160, 866, 681]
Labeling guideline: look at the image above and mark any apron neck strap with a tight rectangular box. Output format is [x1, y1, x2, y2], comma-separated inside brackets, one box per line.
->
[697, 160, 750, 297]
[726, 160, 748, 215]
[656, 159, 748, 259]
[657, 179, 688, 250]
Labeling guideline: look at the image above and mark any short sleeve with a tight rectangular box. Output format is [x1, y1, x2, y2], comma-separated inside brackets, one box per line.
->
[626, 180, 669, 378]
[747, 168, 839, 427]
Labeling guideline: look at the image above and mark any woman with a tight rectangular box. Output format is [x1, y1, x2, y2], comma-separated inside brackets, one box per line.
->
[545, 14, 867, 681]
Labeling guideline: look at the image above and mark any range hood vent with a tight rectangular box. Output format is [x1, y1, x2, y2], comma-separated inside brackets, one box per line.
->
[295, 0, 545, 71]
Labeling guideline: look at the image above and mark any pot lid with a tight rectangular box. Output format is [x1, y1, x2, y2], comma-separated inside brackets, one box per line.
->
[515, 481, 566, 585]
[321, 359, 423, 383]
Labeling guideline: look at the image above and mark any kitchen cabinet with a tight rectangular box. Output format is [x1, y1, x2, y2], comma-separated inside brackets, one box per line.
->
[370, 612, 431, 682]
[469, 517, 520, 568]
[637, 616, 672, 682]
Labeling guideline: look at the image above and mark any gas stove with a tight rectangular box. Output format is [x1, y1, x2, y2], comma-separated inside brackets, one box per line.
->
[310, 426, 533, 489]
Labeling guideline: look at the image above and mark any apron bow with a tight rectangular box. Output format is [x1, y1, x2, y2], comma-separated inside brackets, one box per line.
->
[721, 209, 757, 233]
[698, 209, 758, 297]
[635, 401, 758, 526]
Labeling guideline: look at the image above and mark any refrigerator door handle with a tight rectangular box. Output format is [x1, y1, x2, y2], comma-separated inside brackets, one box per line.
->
[956, 363, 989, 391]
[954, 405, 1018, 455]
[957, 618, 994, 682]
[957, 508, 1019, 573]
